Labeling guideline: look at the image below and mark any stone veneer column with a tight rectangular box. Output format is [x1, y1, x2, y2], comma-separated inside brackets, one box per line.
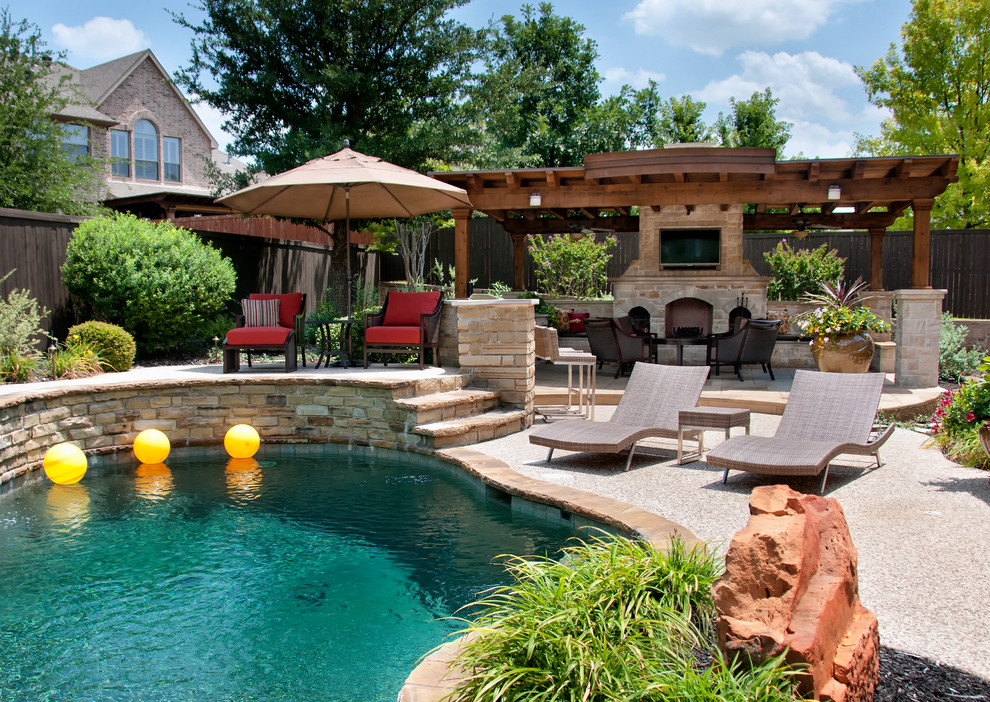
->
[447, 299, 537, 414]
[894, 289, 945, 388]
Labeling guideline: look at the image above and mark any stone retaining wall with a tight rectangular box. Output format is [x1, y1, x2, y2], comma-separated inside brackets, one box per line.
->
[0, 376, 462, 485]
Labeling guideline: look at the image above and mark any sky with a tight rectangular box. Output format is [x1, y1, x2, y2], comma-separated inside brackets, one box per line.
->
[5, 0, 912, 160]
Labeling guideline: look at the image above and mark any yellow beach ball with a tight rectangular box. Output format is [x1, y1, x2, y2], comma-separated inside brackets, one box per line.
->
[224, 424, 260, 459]
[133, 429, 171, 464]
[43, 443, 88, 485]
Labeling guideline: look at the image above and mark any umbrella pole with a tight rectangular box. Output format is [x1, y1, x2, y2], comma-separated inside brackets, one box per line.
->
[345, 186, 352, 320]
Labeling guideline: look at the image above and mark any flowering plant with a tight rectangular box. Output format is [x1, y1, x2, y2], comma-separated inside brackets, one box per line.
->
[928, 356, 990, 469]
[795, 277, 889, 341]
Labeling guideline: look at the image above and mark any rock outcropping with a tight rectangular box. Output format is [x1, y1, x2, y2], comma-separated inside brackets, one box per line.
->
[713, 485, 879, 702]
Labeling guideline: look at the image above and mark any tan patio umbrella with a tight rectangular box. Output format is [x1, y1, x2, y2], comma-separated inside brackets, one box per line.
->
[217, 145, 472, 317]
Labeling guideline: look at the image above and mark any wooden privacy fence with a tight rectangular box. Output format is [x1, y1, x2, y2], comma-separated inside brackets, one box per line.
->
[380, 221, 990, 319]
[0, 208, 333, 342]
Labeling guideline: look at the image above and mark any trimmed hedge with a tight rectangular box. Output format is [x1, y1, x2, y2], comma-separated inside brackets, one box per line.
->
[68, 321, 136, 372]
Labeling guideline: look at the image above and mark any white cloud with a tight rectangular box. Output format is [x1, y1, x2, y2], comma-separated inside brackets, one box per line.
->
[699, 50, 860, 123]
[52, 17, 150, 62]
[786, 121, 854, 159]
[604, 66, 665, 90]
[624, 0, 841, 56]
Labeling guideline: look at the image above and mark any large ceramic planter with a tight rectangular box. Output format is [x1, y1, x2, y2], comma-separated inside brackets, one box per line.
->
[811, 331, 875, 373]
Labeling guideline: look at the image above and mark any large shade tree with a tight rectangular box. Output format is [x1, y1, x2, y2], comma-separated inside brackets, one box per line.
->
[856, 0, 990, 228]
[173, 0, 480, 312]
[715, 88, 792, 152]
[0, 10, 101, 215]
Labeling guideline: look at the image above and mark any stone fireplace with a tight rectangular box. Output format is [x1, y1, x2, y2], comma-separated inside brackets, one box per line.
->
[612, 204, 768, 336]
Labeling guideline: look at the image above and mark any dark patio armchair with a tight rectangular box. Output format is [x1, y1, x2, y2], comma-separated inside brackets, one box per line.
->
[363, 291, 444, 370]
[223, 292, 306, 373]
[706, 318, 781, 381]
[586, 318, 653, 378]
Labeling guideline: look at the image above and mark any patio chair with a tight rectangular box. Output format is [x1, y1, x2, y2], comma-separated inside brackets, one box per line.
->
[223, 292, 306, 373]
[529, 363, 710, 470]
[706, 370, 895, 493]
[706, 318, 782, 381]
[586, 318, 653, 378]
[363, 290, 444, 370]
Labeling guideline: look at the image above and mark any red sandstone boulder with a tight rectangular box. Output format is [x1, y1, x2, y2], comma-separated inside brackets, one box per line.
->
[714, 485, 879, 702]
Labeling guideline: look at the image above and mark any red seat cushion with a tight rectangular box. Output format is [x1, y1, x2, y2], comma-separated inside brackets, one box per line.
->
[225, 326, 292, 345]
[250, 293, 304, 329]
[382, 291, 442, 327]
[365, 325, 422, 345]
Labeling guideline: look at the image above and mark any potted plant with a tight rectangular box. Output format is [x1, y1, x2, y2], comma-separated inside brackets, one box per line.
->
[795, 277, 890, 373]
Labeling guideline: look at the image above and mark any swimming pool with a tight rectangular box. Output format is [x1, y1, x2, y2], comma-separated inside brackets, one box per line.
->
[0, 446, 577, 701]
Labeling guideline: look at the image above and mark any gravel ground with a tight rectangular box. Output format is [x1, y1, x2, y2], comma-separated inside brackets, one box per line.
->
[472, 408, 990, 683]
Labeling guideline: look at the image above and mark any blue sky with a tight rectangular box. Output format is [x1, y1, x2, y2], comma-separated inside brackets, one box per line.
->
[6, 0, 912, 159]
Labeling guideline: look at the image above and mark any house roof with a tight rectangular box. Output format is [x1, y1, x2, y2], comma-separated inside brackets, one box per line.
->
[431, 147, 960, 233]
[55, 50, 218, 150]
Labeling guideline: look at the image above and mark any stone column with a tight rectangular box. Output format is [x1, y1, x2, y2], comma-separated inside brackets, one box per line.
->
[894, 289, 945, 388]
[446, 299, 537, 417]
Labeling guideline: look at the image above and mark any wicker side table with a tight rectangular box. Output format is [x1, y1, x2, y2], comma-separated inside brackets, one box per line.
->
[677, 407, 751, 464]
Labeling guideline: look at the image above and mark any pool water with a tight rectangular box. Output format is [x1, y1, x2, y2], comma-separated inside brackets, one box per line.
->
[0, 447, 576, 701]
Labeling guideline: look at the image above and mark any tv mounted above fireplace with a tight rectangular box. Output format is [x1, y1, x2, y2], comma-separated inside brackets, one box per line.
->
[659, 228, 721, 268]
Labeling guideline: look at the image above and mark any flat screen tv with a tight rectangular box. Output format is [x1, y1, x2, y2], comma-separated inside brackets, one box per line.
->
[659, 228, 721, 268]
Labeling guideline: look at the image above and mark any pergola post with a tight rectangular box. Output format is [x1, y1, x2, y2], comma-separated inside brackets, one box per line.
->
[453, 208, 472, 299]
[510, 232, 528, 290]
[911, 198, 934, 289]
[868, 228, 885, 290]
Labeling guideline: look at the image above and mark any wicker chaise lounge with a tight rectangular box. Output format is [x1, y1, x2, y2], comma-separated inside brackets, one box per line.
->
[529, 363, 710, 471]
[706, 370, 895, 493]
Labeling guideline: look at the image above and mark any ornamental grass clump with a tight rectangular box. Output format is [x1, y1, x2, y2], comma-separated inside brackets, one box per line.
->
[446, 533, 806, 701]
[928, 355, 990, 469]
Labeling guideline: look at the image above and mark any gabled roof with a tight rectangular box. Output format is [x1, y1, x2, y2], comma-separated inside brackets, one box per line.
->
[56, 50, 218, 149]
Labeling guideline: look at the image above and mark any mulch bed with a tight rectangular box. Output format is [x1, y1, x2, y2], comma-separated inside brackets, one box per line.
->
[877, 646, 990, 701]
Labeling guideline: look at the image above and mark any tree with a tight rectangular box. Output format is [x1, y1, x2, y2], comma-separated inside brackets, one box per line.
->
[716, 88, 792, 152]
[468, 2, 603, 167]
[0, 10, 102, 215]
[173, 0, 479, 310]
[657, 95, 713, 145]
[856, 0, 990, 228]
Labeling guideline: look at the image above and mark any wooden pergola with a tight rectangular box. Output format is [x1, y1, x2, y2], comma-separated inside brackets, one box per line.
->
[431, 148, 960, 298]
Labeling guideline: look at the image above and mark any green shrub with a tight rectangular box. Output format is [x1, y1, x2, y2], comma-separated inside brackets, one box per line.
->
[448, 533, 804, 701]
[67, 321, 136, 372]
[764, 241, 845, 301]
[61, 213, 237, 354]
[939, 313, 985, 382]
[527, 233, 616, 299]
[0, 270, 50, 356]
[0, 352, 41, 383]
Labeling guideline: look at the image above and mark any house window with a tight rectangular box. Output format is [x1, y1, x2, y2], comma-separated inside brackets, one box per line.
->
[163, 137, 181, 182]
[110, 129, 130, 177]
[62, 124, 89, 162]
[134, 119, 159, 180]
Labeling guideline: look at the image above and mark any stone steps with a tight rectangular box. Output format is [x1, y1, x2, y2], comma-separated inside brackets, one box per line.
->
[413, 409, 530, 449]
[394, 389, 501, 424]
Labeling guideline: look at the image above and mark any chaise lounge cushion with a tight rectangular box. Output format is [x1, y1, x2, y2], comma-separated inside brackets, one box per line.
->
[225, 326, 292, 345]
[365, 325, 422, 345]
[249, 292, 304, 329]
[382, 291, 444, 327]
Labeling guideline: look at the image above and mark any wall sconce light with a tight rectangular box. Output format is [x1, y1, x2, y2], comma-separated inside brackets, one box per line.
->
[827, 185, 842, 200]
[529, 192, 542, 207]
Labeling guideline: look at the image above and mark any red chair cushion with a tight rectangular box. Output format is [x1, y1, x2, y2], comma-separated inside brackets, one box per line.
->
[225, 326, 292, 345]
[250, 293, 304, 329]
[566, 312, 590, 334]
[383, 291, 442, 327]
[365, 325, 422, 345]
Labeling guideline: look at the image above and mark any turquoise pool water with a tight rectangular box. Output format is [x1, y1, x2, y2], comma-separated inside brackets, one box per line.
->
[0, 447, 576, 701]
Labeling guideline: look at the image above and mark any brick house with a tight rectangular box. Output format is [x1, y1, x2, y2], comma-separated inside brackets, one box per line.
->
[52, 49, 243, 219]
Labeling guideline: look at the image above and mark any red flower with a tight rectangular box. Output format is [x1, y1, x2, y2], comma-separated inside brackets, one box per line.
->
[967, 412, 976, 422]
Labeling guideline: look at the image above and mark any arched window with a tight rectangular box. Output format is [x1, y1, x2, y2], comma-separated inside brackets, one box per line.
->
[134, 119, 159, 180]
